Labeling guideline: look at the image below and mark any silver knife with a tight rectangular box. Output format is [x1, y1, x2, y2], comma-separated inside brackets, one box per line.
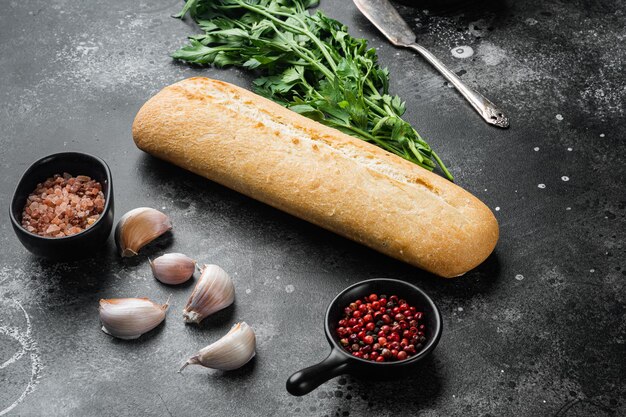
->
[353, 0, 509, 128]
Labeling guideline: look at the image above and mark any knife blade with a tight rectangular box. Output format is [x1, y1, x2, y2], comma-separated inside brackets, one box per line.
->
[353, 0, 510, 128]
[352, 0, 417, 47]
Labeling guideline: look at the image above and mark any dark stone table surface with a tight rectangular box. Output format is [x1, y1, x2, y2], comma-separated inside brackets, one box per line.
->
[1, 0, 624, 416]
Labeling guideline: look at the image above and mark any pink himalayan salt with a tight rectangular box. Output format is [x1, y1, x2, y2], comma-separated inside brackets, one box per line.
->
[21, 173, 105, 238]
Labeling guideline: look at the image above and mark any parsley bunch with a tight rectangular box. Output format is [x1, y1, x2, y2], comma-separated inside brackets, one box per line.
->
[173, 0, 452, 179]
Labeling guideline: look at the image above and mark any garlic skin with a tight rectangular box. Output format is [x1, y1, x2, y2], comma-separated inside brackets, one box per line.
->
[183, 264, 235, 324]
[179, 322, 256, 372]
[115, 207, 172, 257]
[99, 297, 169, 340]
[150, 253, 196, 285]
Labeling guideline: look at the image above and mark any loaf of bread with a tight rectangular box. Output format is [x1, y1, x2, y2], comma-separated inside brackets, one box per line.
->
[132, 77, 498, 277]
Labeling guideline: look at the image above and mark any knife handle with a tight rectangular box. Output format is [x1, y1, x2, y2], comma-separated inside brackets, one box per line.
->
[407, 43, 510, 128]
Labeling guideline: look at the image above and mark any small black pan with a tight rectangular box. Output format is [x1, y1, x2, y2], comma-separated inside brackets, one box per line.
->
[9, 152, 114, 260]
[286, 278, 442, 396]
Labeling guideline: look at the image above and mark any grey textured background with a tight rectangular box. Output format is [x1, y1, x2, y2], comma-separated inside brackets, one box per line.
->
[1, 0, 625, 416]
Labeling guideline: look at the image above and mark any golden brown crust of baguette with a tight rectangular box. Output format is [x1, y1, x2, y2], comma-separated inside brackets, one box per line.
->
[132, 77, 498, 277]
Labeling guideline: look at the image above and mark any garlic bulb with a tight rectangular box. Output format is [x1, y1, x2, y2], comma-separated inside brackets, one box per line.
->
[115, 207, 172, 257]
[99, 297, 169, 340]
[179, 322, 256, 372]
[183, 264, 235, 324]
[150, 253, 196, 285]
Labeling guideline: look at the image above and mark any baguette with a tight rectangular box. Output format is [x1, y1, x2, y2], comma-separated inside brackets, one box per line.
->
[132, 77, 498, 277]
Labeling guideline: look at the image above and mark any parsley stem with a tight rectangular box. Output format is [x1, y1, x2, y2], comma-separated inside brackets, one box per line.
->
[235, 1, 339, 73]
[266, 23, 329, 76]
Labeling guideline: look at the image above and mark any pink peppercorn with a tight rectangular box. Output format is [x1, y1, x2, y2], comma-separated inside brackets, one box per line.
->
[336, 293, 426, 362]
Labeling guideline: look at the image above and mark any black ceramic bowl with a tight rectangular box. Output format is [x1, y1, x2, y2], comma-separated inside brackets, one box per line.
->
[286, 278, 442, 396]
[9, 152, 114, 260]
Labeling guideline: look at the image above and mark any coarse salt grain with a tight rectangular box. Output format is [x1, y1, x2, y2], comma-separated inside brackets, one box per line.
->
[21, 173, 105, 237]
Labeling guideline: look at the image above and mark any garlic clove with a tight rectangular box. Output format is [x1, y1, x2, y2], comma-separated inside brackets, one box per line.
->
[150, 253, 196, 285]
[115, 207, 172, 257]
[183, 264, 235, 324]
[99, 297, 169, 340]
[179, 322, 256, 372]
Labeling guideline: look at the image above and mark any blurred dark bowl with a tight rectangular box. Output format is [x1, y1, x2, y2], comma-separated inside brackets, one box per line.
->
[394, 0, 469, 8]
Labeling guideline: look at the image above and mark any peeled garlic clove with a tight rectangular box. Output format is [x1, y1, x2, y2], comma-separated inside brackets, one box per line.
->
[115, 207, 172, 257]
[179, 322, 256, 372]
[150, 253, 196, 285]
[99, 297, 169, 340]
[183, 264, 235, 324]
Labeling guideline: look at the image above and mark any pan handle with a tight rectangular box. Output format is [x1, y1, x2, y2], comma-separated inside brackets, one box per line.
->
[286, 348, 350, 396]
